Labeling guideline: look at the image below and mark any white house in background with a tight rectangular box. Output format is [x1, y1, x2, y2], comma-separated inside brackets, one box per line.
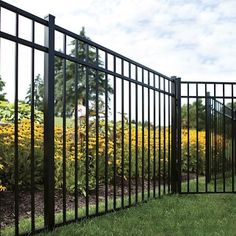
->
[75, 103, 106, 121]
[77, 104, 86, 118]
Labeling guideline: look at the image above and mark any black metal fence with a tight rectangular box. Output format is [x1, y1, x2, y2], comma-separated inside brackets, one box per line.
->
[180, 81, 236, 194]
[0, 1, 178, 235]
[0, 1, 235, 236]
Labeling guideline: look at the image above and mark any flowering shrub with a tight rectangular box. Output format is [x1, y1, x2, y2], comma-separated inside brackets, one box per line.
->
[0, 119, 115, 193]
[0, 163, 6, 191]
[0, 120, 44, 190]
[181, 129, 206, 174]
[0, 118, 208, 193]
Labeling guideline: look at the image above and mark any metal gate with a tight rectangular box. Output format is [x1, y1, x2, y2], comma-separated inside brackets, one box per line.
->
[178, 81, 236, 194]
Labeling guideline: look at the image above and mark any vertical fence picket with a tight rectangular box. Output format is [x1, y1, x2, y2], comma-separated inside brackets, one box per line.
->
[187, 83, 190, 193]
[121, 59, 124, 208]
[176, 78, 181, 194]
[196, 83, 199, 193]
[62, 33, 67, 223]
[74, 39, 79, 220]
[232, 86, 235, 192]
[113, 57, 117, 210]
[168, 81, 171, 193]
[14, 13, 19, 236]
[147, 72, 150, 199]
[142, 69, 145, 201]
[128, 63, 132, 206]
[205, 92, 211, 190]
[30, 19, 36, 232]
[153, 75, 156, 197]
[214, 84, 217, 192]
[158, 76, 161, 196]
[135, 66, 138, 204]
[171, 76, 177, 194]
[85, 43, 89, 217]
[163, 79, 166, 194]
[95, 48, 99, 214]
[104, 52, 108, 212]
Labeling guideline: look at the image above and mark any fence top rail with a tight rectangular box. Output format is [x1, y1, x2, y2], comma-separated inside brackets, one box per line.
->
[210, 96, 232, 107]
[0, 0, 48, 26]
[54, 51, 174, 96]
[181, 95, 236, 99]
[181, 81, 236, 85]
[210, 97, 235, 116]
[210, 105, 234, 120]
[211, 109, 234, 120]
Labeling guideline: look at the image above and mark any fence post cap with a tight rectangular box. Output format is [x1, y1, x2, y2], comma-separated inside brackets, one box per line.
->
[44, 14, 55, 20]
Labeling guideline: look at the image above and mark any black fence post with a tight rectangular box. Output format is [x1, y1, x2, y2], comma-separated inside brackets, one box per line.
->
[171, 77, 177, 193]
[234, 110, 236, 175]
[205, 92, 211, 184]
[176, 77, 182, 194]
[44, 14, 55, 231]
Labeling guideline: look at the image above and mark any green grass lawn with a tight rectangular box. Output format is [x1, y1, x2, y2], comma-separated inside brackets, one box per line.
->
[41, 194, 236, 236]
[2, 177, 236, 236]
[55, 117, 74, 127]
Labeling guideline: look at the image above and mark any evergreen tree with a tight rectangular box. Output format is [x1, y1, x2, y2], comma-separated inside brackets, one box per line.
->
[181, 99, 205, 130]
[25, 27, 113, 116]
[54, 27, 113, 116]
[226, 101, 236, 110]
[0, 76, 7, 101]
[25, 74, 44, 111]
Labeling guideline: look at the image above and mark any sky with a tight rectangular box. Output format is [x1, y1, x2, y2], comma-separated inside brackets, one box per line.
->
[0, 0, 236, 103]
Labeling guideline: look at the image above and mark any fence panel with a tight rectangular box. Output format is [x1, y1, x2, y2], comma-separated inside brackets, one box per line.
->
[180, 81, 236, 194]
[0, 1, 50, 235]
[0, 1, 175, 235]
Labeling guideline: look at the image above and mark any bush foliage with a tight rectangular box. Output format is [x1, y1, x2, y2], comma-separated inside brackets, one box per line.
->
[0, 101, 43, 123]
[0, 115, 208, 193]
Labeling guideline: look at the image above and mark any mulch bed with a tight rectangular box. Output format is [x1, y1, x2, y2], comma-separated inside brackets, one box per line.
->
[1, 179, 148, 228]
[1, 174, 196, 228]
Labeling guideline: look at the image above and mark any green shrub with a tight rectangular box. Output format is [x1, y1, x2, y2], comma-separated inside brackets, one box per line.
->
[0, 101, 43, 123]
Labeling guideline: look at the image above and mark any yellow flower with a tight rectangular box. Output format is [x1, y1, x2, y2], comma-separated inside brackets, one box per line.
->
[0, 185, 6, 192]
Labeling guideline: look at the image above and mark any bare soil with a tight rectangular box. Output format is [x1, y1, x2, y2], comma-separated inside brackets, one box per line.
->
[1, 174, 195, 228]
